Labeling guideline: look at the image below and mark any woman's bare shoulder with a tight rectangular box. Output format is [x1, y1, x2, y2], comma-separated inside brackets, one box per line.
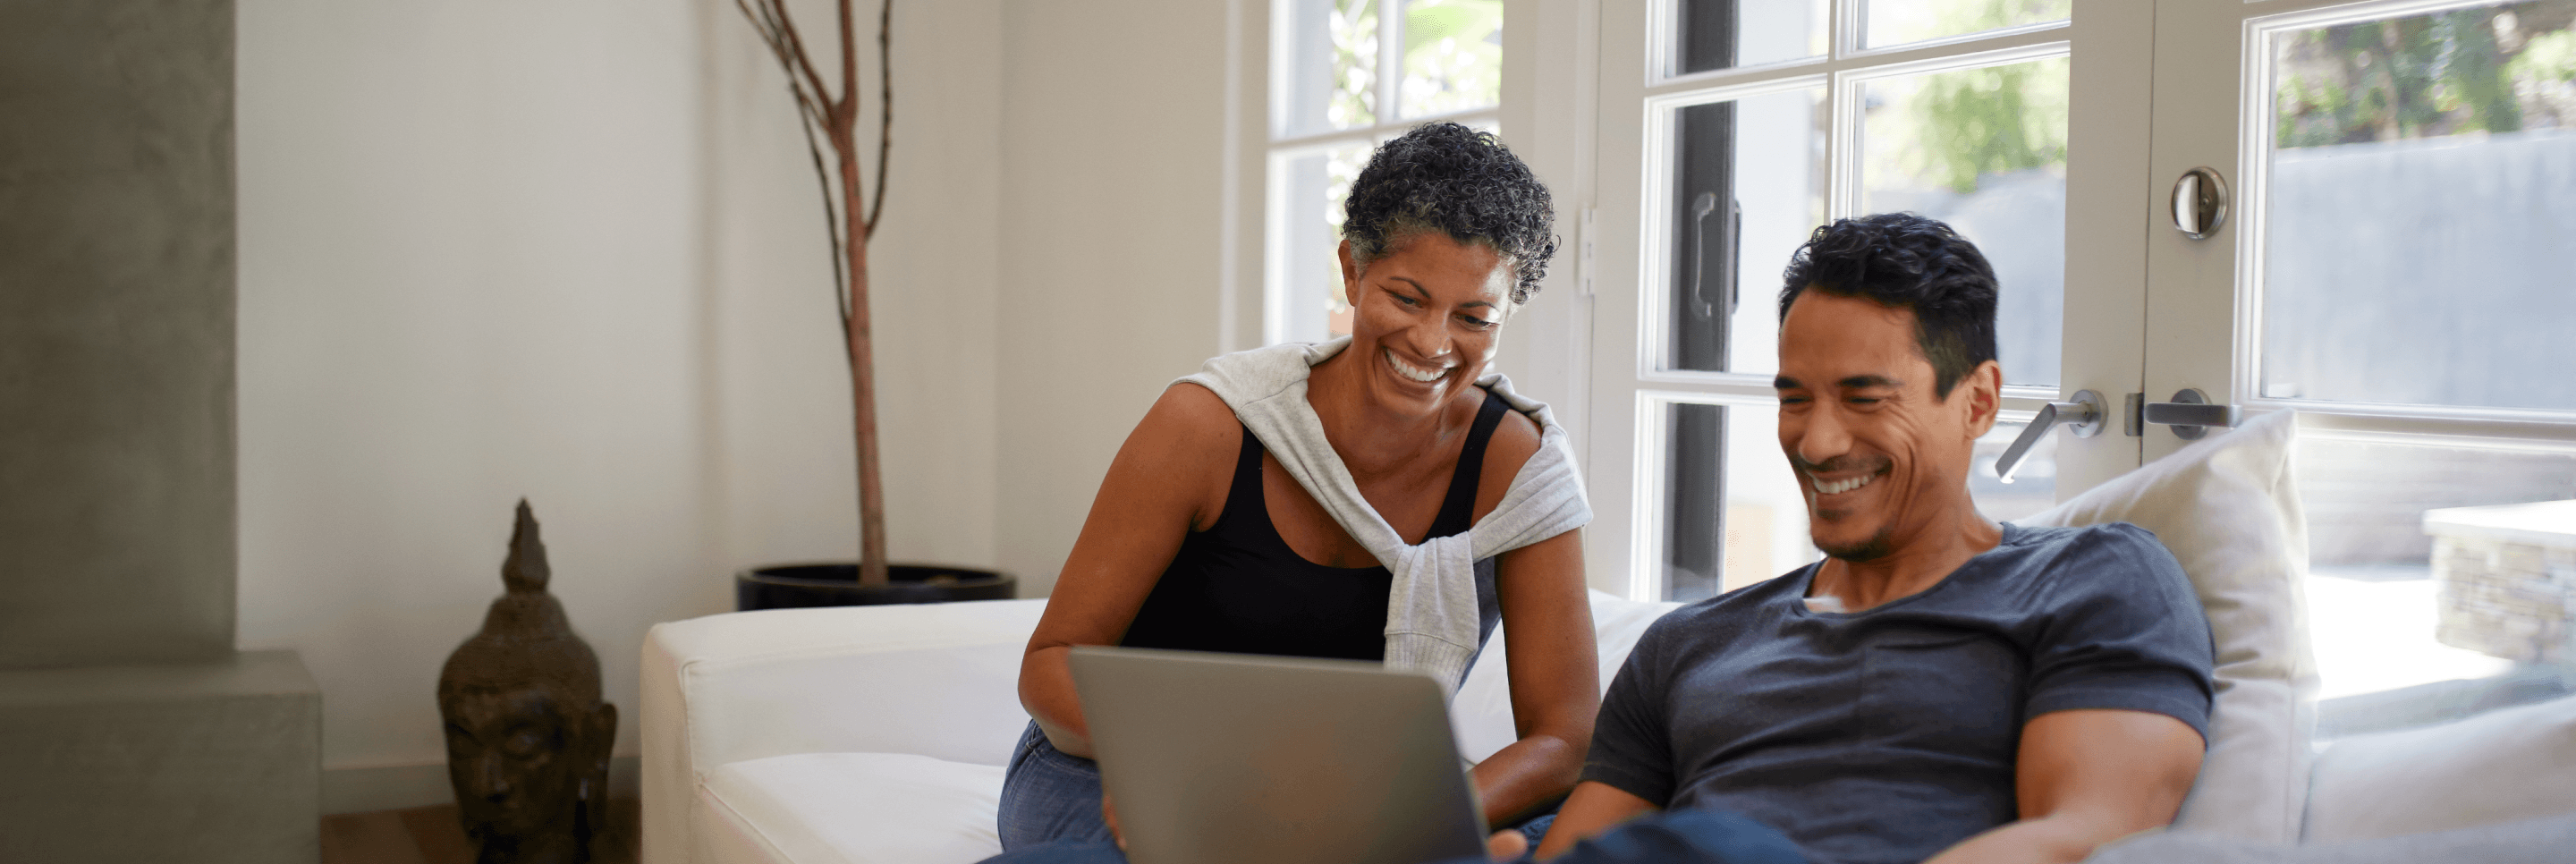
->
[1113, 383, 1242, 496]
[1474, 394, 1546, 515]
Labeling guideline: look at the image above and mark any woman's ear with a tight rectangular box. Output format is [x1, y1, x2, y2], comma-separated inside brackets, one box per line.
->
[1336, 238, 1360, 294]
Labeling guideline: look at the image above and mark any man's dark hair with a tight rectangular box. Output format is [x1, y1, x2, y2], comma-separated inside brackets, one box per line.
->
[1777, 213, 1999, 398]
[1343, 123, 1558, 304]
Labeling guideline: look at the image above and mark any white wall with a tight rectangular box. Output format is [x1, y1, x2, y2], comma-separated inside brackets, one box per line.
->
[235, 0, 1003, 809]
[994, 0, 1239, 597]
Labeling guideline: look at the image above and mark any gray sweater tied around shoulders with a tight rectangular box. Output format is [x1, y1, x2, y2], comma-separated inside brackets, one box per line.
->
[1174, 336, 1592, 695]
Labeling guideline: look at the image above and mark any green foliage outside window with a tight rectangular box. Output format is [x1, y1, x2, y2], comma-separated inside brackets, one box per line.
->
[2276, 1, 2576, 148]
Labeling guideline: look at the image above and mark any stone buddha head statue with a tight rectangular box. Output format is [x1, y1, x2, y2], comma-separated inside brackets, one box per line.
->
[438, 500, 618, 864]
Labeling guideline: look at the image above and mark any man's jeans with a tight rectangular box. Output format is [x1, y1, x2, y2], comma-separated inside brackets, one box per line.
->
[978, 808, 1809, 864]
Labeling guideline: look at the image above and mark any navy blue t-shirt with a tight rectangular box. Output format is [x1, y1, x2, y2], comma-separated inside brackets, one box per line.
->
[1582, 522, 2216, 864]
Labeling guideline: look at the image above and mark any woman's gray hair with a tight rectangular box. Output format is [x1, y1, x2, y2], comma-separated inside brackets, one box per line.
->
[1342, 123, 1558, 304]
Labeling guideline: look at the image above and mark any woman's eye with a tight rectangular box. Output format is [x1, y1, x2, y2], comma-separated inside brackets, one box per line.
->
[1458, 316, 1496, 330]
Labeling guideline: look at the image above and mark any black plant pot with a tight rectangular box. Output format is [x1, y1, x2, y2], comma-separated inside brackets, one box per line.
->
[735, 563, 1017, 611]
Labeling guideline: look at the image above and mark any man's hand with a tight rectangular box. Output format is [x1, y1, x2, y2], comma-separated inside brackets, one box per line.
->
[1924, 709, 2204, 864]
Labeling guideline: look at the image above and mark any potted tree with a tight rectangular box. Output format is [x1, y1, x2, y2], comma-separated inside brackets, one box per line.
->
[726, 0, 1013, 609]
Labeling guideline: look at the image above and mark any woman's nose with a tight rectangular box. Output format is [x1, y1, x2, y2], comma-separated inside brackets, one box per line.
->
[1404, 314, 1452, 358]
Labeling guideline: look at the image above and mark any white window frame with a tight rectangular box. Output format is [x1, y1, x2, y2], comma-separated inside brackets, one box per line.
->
[1253, 0, 1511, 348]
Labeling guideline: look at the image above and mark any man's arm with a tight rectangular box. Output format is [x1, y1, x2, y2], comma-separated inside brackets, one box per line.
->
[1923, 708, 2205, 864]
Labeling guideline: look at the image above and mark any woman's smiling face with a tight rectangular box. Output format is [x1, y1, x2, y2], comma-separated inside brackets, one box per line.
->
[1337, 230, 1516, 412]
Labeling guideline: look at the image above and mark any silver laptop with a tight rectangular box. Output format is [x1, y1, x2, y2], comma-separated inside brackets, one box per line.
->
[1067, 646, 1489, 864]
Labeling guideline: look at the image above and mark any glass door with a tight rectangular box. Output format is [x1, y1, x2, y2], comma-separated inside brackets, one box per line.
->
[2148, 0, 2576, 735]
[1587, 0, 2157, 601]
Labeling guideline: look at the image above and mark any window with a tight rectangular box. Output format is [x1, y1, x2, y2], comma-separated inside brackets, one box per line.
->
[1577, 0, 2576, 731]
[1267, 0, 1507, 346]
[1597, 0, 2076, 601]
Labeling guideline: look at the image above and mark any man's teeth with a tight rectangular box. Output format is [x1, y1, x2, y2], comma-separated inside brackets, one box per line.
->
[1812, 472, 1876, 495]
[1386, 349, 1447, 383]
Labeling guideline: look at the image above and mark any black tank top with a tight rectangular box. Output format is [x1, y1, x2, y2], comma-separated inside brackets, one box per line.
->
[1120, 387, 1510, 662]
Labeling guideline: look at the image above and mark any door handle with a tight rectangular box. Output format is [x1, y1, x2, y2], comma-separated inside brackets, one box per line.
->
[2141, 388, 2241, 439]
[1689, 192, 1717, 318]
[1994, 390, 2105, 483]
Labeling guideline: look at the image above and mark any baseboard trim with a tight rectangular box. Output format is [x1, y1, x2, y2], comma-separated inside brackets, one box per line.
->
[325, 755, 642, 815]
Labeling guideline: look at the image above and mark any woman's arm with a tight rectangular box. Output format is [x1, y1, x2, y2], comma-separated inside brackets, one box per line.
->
[1018, 384, 1241, 758]
[1469, 525, 1599, 827]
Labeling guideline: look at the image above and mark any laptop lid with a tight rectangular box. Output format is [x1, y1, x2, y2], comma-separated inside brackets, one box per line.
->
[1067, 646, 1487, 864]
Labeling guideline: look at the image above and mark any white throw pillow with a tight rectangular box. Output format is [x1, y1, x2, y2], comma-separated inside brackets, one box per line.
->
[2304, 693, 2576, 841]
[1451, 590, 1681, 762]
[2015, 410, 2318, 843]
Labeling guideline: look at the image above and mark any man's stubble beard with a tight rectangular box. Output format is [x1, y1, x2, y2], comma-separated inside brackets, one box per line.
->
[1817, 523, 1897, 563]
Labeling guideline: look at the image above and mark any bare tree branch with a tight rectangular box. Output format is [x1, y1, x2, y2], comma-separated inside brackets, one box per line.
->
[763, 0, 837, 120]
[867, 0, 892, 237]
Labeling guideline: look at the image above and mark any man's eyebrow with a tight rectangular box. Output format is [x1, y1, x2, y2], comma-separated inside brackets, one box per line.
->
[1774, 376, 1801, 389]
[1840, 375, 1902, 389]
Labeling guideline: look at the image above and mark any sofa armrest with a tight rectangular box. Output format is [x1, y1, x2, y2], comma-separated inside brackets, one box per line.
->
[640, 598, 1046, 864]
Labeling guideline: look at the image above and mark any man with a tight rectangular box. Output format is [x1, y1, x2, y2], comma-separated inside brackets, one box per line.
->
[1490, 213, 2216, 864]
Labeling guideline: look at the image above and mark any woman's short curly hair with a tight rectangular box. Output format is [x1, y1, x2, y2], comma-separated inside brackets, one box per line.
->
[1342, 123, 1559, 305]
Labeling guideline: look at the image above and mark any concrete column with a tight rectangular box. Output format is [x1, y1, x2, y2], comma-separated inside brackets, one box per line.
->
[1, 3, 320, 860]
[1, 0, 237, 667]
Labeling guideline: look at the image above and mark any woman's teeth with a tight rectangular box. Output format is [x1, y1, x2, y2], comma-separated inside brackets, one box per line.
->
[1812, 472, 1876, 495]
[1386, 349, 1447, 383]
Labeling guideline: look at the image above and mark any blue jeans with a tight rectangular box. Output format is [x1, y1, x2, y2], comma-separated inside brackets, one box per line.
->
[979, 807, 1804, 864]
[996, 721, 1118, 851]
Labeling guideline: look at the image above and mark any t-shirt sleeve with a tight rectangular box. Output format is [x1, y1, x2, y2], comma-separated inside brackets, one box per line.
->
[2022, 523, 2218, 743]
[1579, 614, 1679, 805]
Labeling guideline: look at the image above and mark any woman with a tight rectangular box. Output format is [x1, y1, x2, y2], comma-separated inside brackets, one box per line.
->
[998, 123, 1598, 856]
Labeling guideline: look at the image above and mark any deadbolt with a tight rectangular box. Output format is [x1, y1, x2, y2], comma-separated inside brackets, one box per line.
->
[2171, 167, 2229, 240]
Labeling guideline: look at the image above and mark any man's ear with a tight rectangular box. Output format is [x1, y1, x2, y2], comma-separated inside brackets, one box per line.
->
[1961, 360, 2003, 439]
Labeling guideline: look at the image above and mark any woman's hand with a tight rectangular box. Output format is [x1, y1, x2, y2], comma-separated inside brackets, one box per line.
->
[1017, 384, 1240, 757]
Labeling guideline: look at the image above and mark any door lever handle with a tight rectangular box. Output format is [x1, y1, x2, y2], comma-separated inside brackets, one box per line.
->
[1995, 390, 2105, 483]
[2142, 388, 2240, 439]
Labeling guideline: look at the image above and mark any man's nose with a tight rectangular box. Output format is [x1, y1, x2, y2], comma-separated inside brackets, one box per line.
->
[1797, 403, 1853, 468]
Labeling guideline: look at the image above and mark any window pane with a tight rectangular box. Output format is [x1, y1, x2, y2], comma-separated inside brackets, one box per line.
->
[1282, 0, 1379, 138]
[1276, 143, 1375, 344]
[2296, 435, 2573, 740]
[1862, 0, 2071, 50]
[1664, 87, 1827, 375]
[2259, 2, 2576, 411]
[1673, 0, 1829, 75]
[1400, 0, 1503, 118]
[1659, 402, 1814, 601]
[1860, 55, 2069, 388]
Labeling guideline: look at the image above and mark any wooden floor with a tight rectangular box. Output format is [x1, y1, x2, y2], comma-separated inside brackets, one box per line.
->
[320, 798, 640, 864]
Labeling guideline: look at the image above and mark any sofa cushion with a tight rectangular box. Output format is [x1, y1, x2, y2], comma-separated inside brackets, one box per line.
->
[2015, 411, 2318, 843]
[1452, 590, 1680, 762]
[696, 752, 1004, 864]
[2303, 694, 2576, 841]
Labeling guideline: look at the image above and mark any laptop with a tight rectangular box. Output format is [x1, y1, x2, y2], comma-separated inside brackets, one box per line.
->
[1066, 646, 1490, 864]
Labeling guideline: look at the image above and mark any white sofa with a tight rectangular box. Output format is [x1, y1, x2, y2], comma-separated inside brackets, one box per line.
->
[642, 412, 2576, 864]
[641, 589, 1680, 864]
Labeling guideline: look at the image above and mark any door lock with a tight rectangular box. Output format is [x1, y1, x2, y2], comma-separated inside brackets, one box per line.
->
[2171, 167, 2230, 240]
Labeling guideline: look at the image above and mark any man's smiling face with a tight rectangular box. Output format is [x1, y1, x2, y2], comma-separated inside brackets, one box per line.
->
[1775, 290, 1996, 562]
